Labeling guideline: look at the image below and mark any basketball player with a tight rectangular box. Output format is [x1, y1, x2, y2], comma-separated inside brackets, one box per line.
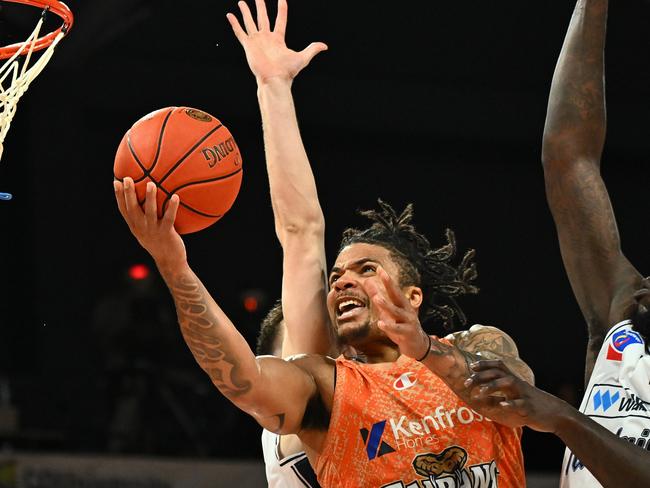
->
[113, 1, 533, 485]
[226, 0, 530, 485]
[454, 1, 650, 486]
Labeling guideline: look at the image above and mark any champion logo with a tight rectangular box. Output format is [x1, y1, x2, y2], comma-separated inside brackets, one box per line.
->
[593, 389, 620, 412]
[359, 420, 396, 460]
[393, 372, 417, 391]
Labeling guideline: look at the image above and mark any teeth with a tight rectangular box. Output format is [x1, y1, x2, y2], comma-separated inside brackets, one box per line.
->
[338, 299, 363, 313]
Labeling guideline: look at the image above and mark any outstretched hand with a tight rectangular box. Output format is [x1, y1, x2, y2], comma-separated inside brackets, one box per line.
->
[227, 0, 327, 83]
[114, 178, 186, 269]
[464, 359, 569, 432]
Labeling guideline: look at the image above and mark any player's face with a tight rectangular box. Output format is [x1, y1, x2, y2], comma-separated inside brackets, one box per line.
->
[327, 243, 404, 345]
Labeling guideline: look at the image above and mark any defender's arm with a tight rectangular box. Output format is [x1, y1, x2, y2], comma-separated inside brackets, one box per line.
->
[228, 0, 333, 357]
[467, 360, 650, 487]
[541, 0, 641, 366]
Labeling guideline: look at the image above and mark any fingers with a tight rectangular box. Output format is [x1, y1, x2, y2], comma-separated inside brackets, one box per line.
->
[469, 359, 511, 374]
[464, 367, 506, 388]
[300, 42, 328, 65]
[238, 1, 258, 35]
[226, 13, 247, 43]
[122, 177, 144, 225]
[273, 0, 287, 36]
[113, 180, 128, 220]
[471, 375, 521, 400]
[254, 0, 270, 31]
[163, 194, 180, 228]
[144, 182, 158, 226]
[377, 266, 411, 308]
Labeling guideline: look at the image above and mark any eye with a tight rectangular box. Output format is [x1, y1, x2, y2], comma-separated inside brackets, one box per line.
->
[361, 264, 376, 274]
[329, 274, 339, 285]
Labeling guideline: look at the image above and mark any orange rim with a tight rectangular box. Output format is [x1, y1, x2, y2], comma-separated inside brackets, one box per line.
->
[0, 0, 74, 60]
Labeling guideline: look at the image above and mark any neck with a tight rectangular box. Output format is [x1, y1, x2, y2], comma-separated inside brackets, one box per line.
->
[352, 342, 400, 364]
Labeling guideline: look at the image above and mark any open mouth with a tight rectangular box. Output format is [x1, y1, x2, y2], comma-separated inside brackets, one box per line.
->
[336, 296, 366, 321]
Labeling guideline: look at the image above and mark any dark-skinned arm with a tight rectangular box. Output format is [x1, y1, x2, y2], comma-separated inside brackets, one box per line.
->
[113, 178, 318, 435]
[465, 360, 650, 487]
[542, 0, 641, 382]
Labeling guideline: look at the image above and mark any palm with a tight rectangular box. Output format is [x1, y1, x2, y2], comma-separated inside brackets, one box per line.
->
[227, 0, 327, 83]
[242, 34, 306, 81]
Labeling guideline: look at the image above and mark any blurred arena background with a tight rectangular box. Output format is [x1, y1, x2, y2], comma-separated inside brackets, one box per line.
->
[0, 0, 649, 486]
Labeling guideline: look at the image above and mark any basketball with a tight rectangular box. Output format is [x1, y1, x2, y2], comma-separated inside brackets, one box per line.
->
[113, 107, 243, 234]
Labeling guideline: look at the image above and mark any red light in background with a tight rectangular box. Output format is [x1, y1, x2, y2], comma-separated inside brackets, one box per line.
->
[243, 296, 259, 313]
[128, 263, 150, 280]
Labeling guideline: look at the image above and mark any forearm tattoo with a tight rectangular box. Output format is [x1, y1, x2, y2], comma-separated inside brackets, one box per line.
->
[171, 274, 252, 398]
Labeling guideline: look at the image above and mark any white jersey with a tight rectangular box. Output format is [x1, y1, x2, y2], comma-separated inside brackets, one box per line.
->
[560, 320, 650, 487]
[261, 429, 320, 488]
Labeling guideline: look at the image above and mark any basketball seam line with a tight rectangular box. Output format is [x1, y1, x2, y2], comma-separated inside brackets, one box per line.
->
[125, 134, 151, 184]
[157, 123, 224, 186]
[119, 142, 225, 219]
[160, 166, 243, 216]
[148, 107, 175, 174]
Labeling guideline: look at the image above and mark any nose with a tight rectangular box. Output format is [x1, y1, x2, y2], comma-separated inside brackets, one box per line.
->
[333, 272, 357, 292]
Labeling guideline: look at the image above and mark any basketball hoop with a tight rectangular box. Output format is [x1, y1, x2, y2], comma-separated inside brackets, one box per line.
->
[0, 0, 73, 180]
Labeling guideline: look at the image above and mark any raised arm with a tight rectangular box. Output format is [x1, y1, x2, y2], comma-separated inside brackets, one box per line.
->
[541, 0, 641, 371]
[113, 178, 319, 434]
[227, 0, 334, 357]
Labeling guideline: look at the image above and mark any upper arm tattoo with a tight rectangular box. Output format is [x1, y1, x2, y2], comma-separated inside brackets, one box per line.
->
[454, 327, 534, 385]
[171, 274, 252, 398]
[453, 328, 519, 360]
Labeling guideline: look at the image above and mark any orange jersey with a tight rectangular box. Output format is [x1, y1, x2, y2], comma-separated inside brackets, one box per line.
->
[316, 354, 525, 488]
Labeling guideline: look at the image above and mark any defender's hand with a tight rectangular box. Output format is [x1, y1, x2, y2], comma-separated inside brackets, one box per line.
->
[114, 178, 186, 269]
[464, 359, 569, 432]
[227, 0, 327, 84]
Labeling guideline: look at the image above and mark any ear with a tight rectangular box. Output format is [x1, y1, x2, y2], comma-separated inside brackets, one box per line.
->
[405, 286, 423, 309]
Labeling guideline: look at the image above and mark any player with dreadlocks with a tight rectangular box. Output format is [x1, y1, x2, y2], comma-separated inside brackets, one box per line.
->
[114, 0, 534, 485]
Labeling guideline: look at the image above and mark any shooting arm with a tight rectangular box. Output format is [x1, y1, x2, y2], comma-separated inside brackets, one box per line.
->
[542, 0, 640, 344]
[158, 257, 318, 434]
[113, 178, 317, 434]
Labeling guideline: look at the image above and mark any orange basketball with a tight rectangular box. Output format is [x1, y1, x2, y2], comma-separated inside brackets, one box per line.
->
[113, 107, 243, 234]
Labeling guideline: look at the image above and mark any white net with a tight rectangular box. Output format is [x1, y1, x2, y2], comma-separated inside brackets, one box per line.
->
[0, 10, 65, 161]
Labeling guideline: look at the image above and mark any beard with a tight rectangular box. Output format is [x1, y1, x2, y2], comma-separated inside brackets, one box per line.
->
[631, 305, 650, 346]
[337, 319, 372, 347]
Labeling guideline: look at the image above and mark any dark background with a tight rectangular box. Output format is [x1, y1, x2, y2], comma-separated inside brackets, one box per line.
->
[0, 0, 649, 473]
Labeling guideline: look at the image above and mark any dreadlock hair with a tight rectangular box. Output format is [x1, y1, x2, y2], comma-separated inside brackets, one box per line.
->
[256, 300, 284, 356]
[339, 200, 479, 331]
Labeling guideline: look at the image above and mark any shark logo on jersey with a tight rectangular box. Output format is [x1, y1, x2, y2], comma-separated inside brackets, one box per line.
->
[382, 446, 499, 488]
[606, 329, 643, 361]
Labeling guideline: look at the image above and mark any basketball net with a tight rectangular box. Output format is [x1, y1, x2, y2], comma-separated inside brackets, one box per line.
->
[0, 9, 65, 162]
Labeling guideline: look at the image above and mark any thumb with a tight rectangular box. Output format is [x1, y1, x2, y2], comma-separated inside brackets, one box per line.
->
[300, 42, 328, 64]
